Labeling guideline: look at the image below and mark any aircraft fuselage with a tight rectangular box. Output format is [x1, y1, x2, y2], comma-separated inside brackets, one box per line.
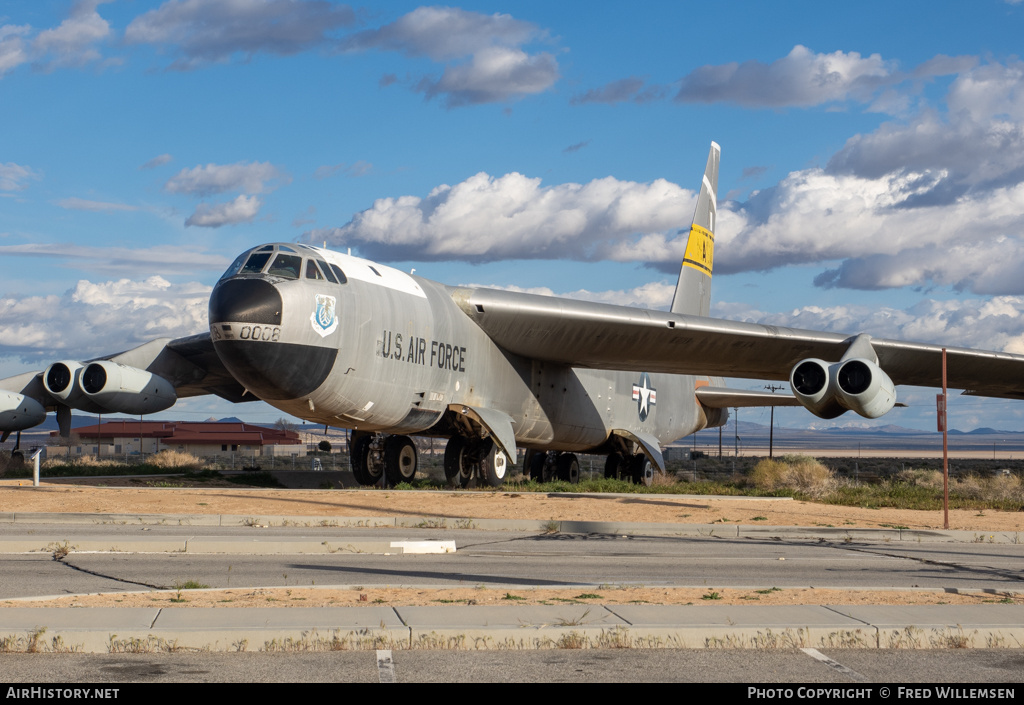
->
[208, 243, 717, 455]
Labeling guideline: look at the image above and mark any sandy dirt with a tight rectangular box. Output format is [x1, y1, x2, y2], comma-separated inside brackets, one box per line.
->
[2, 479, 1022, 609]
[2, 478, 1022, 532]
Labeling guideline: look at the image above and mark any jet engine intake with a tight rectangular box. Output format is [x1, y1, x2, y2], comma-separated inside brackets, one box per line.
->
[790, 357, 896, 420]
[789, 358, 845, 419]
[0, 391, 46, 432]
[79, 361, 176, 415]
[833, 358, 896, 419]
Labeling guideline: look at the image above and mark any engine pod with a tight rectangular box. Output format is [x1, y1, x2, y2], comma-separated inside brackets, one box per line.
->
[0, 391, 46, 432]
[80, 361, 177, 415]
[789, 358, 845, 419]
[43, 361, 106, 413]
[833, 358, 897, 419]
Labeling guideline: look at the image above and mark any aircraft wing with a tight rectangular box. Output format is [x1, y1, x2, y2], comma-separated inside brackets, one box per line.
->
[452, 286, 1024, 398]
[695, 387, 804, 408]
[0, 333, 248, 408]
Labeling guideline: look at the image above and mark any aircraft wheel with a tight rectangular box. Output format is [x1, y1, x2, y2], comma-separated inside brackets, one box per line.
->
[480, 441, 508, 487]
[444, 436, 473, 488]
[526, 449, 545, 482]
[384, 435, 417, 486]
[556, 453, 580, 484]
[10, 450, 24, 464]
[630, 453, 654, 487]
[350, 434, 373, 485]
[604, 452, 625, 480]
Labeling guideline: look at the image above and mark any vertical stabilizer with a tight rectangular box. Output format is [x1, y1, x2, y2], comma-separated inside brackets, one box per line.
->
[669, 142, 719, 317]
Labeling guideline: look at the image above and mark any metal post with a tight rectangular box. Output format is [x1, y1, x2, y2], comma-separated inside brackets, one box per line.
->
[32, 448, 41, 487]
[942, 347, 949, 530]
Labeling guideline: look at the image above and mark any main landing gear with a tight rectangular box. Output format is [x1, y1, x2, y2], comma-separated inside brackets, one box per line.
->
[350, 432, 418, 487]
[604, 451, 654, 486]
[525, 450, 581, 484]
[444, 436, 508, 488]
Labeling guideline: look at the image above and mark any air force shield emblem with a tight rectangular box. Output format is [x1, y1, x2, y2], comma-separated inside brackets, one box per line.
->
[310, 294, 338, 337]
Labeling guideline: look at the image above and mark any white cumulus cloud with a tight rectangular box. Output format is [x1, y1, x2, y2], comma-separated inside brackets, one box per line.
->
[344, 6, 558, 108]
[0, 162, 41, 191]
[31, 0, 113, 70]
[0, 24, 31, 77]
[185, 194, 262, 228]
[124, 0, 355, 70]
[716, 295, 1024, 356]
[303, 171, 695, 262]
[0, 276, 210, 363]
[164, 161, 286, 197]
[675, 45, 894, 107]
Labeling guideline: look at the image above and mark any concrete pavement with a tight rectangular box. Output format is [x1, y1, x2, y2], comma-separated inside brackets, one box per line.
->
[1, 511, 1023, 652]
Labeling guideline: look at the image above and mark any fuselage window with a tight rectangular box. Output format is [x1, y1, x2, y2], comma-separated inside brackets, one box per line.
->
[305, 260, 325, 280]
[316, 260, 338, 283]
[329, 264, 348, 283]
[267, 254, 302, 279]
[240, 252, 272, 274]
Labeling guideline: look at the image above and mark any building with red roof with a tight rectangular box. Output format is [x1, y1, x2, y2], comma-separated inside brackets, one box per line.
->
[49, 420, 302, 458]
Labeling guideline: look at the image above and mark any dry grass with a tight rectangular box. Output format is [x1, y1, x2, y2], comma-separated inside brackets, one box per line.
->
[748, 455, 838, 498]
[148, 450, 203, 470]
[895, 467, 1024, 505]
[41, 455, 126, 470]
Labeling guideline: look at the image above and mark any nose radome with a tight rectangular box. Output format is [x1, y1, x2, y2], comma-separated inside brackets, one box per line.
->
[209, 278, 282, 325]
[209, 277, 337, 401]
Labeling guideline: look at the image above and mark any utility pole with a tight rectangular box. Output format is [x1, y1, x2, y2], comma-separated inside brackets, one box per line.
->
[763, 384, 785, 458]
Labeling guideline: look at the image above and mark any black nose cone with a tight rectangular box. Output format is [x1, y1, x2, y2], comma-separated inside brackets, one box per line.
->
[210, 278, 282, 325]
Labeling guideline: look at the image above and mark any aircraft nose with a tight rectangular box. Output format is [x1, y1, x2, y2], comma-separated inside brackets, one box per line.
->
[209, 278, 282, 325]
[209, 277, 337, 401]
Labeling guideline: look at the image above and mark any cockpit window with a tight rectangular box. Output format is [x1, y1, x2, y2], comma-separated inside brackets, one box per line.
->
[240, 252, 272, 274]
[329, 264, 348, 284]
[305, 259, 325, 280]
[220, 252, 249, 280]
[317, 260, 338, 283]
[267, 253, 302, 279]
[278, 245, 297, 253]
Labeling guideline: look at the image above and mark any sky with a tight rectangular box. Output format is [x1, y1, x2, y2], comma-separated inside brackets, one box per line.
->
[3, 0, 1024, 433]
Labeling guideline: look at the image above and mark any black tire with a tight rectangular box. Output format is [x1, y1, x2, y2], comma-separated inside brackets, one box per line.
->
[556, 453, 580, 483]
[444, 436, 473, 488]
[526, 449, 545, 482]
[630, 453, 654, 487]
[481, 441, 509, 487]
[350, 434, 373, 485]
[10, 450, 24, 464]
[384, 435, 417, 486]
[604, 451, 625, 480]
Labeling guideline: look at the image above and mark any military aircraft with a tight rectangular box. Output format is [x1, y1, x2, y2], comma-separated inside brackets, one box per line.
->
[4, 143, 1024, 487]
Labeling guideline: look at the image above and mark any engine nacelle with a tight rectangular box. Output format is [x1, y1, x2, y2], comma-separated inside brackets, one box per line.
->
[0, 391, 46, 432]
[789, 358, 845, 419]
[790, 357, 897, 420]
[80, 361, 177, 415]
[43, 361, 106, 413]
[832, 358, 897, 419]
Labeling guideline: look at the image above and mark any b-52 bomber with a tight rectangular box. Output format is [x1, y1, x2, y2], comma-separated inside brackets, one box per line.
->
[4, 143, 1024, 487]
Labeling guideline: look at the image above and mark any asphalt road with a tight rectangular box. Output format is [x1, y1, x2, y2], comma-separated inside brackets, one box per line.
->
[2, 526, 1023, 599]
[2, 650, 1023, 684]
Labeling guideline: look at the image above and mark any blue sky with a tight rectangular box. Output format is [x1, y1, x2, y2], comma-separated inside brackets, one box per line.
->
[3, 0, 1024, 432]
